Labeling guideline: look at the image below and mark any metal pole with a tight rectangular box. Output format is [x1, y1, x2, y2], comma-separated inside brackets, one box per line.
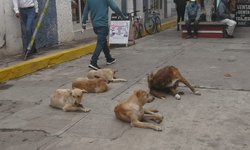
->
[24, 0, 50, 60]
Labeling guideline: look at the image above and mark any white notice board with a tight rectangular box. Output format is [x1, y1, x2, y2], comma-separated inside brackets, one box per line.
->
[109, 20, 130, 44]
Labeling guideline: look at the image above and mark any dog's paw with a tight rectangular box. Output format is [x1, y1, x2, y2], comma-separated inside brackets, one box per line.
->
[194, 91, 201, 95]
[156, 115, 164, 124]
[160, 96, 166, 99]
[154, 126, 163, 131]
[175, 94, 181, 100]
[83, 107, 91, 112]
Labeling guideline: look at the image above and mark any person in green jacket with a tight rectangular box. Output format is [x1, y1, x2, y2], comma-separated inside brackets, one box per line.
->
[82, 0, 125, 70]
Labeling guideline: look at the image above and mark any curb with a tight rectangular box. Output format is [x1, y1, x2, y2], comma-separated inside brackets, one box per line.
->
[0, 19, 176, 83]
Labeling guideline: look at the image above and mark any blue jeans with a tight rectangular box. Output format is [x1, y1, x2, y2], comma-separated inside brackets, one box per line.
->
[91, 26, 112, 63]
[20, 7, 36, 51]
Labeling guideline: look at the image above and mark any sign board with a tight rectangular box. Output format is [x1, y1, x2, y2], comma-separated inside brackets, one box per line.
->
[109, 14, 130, 44]
[235, 2, 250, 26]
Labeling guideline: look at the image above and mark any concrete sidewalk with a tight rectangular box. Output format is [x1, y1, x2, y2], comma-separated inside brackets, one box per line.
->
[0, 24, 250, 150]
[0, 19, 176, 83]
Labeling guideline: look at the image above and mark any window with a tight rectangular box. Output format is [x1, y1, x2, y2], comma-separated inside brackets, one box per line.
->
[71, 0, 85, 23]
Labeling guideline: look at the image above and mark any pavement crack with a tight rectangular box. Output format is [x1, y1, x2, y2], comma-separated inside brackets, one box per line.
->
[110, 126, 131, 141]
[195, 85, 250, 92]
[0, 128, 49, 134]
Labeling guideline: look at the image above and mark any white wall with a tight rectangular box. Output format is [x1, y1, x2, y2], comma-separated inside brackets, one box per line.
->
[0, 0, 23, 57]
[56, 0, 74, 43]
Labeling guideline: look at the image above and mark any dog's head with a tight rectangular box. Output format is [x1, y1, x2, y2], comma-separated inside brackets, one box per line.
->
[134, 90, 155, 105]
[70, 88, 87, 104]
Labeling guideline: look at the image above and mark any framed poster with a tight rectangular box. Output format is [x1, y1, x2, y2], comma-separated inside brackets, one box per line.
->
[109, 13, 130, 44]
[235, 1, 250, 26]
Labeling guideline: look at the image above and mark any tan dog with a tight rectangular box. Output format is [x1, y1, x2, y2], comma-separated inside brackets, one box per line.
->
[114, 90, 163, 131]
[148, 66, 201, 100]
[87, 68, 127, 83]
[72, 77, 108, 93]
[49, 88, 90, 112]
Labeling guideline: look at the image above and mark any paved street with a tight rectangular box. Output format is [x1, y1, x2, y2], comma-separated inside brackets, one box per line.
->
[0, 27, 250, 150]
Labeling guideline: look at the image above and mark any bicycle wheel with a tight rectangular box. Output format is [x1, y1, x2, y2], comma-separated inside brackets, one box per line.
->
[155, 16, 161, 32]
[144, 17, 155, 34]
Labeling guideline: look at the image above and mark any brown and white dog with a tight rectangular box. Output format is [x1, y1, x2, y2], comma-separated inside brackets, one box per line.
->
[49, 88, 90, 112]
[148, 66, 201, 100]
[114, 90, 163, 131]
[72, 77, 108, 93]
[87, 68, 127, 83]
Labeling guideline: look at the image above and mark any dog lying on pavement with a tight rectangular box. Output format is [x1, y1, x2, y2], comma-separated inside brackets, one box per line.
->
[49, 88, 91, 112]
[72, 77, 108, 93]
[114, 90, 163, 131]
[148, 66, 201, 100]
[87, 68, 127, 83]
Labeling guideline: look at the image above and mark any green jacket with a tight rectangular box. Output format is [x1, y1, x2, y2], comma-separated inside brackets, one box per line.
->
[82, 0, 124, 27]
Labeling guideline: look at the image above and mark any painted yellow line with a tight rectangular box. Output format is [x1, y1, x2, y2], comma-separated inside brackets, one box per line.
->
[0, 42, 96, 83]
[0, 19, 176, 83]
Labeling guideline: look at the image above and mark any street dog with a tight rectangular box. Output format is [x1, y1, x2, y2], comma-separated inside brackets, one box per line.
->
[49, 88, 90, 112]
[87, 68, 127, 83]
[72, 77, 108, 93]
[114, 90, 163, 131]
[148, 66, 201, 100]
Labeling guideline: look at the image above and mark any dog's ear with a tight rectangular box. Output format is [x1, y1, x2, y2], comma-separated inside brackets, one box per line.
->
[135, 90, 143, 98]
[94, 75, 101, 78]
[81, 89, 88, 93]
[68, 89, 72, 95]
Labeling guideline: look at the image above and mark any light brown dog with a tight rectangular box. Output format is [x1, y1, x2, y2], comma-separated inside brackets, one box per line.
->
[72, 77, 108, 93]
[49, 88, 90, 112]
[114, 90, 163, 131]
[87, 68, 127, 83]
[148, 66, 201, 100]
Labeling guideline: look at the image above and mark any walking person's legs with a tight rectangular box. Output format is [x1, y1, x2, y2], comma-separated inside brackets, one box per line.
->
[89, 26, 115, 70]
[101, 27, 116, 64]
[176, 6, 181, 31]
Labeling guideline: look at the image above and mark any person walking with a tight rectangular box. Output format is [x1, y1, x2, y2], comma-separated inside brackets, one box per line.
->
[216, 0, 236, 38]
[82, 0, 125, 70]
[12, 0, 39, 56]
[184, 0, 201, 39]
[174, 0, 188, 31]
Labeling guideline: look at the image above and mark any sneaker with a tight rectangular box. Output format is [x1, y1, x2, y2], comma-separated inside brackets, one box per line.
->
[88, 62, 101, 70]
[106, 58, 116, 65]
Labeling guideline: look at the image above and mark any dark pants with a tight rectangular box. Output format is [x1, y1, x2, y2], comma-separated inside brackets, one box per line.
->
[176, 4, 186, 30]
[20, 7, 36, 51]
[91, 26, 112, 63]
[185, 19, 199, 36]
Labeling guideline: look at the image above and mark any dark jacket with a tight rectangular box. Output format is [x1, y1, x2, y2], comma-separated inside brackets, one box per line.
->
[174, 0, 187, 6]
[216, 0, 231, 20]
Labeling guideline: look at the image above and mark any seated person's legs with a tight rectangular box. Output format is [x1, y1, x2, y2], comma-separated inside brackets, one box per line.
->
[185, 20, 192, 38]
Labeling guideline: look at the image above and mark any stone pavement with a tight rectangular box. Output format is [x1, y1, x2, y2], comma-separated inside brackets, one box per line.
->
[0, 26, 250, 150]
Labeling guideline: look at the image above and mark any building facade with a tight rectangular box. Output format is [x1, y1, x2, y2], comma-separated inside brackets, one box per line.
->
[0, 0, 173, 58]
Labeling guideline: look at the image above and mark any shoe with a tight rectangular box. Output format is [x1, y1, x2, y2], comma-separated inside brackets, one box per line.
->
[185, 35, 192, 39]
[106, 58, 116, 65]
[227, 35, 234, 38]
[88, 62, 101, 70]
